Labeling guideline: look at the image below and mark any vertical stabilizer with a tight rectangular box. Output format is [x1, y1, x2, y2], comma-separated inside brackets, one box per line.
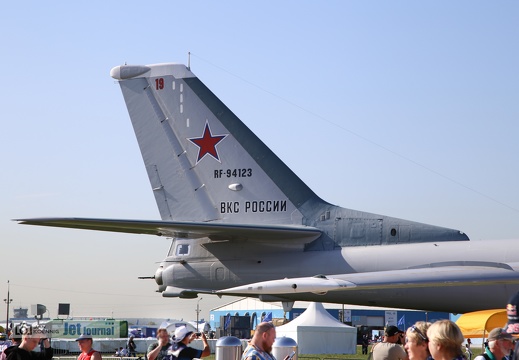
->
[111, 63, 325, 225]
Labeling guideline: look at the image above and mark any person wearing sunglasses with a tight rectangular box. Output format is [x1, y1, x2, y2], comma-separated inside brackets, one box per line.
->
[404, 322, 431, 360]
[372, 325, 408, 360]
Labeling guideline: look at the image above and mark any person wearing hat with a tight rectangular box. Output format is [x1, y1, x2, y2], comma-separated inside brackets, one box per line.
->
[5, 324, 52, 360]
[147, 328, 172, 360]
[170, 326, 210, 360]
[75, 334, 101, 360]
[372, 325, 408, 360]
[474, 328, 514, 360]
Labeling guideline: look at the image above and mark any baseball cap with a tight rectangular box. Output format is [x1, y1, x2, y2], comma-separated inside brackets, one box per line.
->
[174, 326, 193, 343]
[488, 327, 513, 341]
[385, 325, 403, 337]
[76, 334, 93, 341]
[505, 291, 519, 334]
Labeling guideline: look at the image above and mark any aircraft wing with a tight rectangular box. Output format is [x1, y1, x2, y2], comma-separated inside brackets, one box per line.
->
[216, 264, 519, 295]
[15, 217, 321, 243]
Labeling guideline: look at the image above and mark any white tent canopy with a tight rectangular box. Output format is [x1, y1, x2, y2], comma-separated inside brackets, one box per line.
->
[275, 302, 357, 355]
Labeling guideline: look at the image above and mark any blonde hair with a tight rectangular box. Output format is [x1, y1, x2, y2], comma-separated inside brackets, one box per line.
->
[407, 321, 432, 346]
[427, 320, 464, 357]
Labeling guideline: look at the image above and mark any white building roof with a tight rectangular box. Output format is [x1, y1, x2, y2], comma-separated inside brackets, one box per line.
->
[210, 297, 421, 312]
[210, 297, 283, 312]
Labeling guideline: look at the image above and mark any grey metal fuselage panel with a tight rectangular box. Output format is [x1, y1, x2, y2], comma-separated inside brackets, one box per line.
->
[163, 237, 519, 312]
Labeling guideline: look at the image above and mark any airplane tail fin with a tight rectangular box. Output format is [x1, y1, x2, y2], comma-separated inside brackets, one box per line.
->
[110, 63, 327, 225]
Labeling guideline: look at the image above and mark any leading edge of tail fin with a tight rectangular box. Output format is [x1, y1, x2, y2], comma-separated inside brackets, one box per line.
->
[111, 63, 327, 225]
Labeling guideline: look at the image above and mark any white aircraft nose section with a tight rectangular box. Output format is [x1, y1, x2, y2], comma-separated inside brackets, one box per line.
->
[216, 276, 355, 295]
[110, 65, 151, 80]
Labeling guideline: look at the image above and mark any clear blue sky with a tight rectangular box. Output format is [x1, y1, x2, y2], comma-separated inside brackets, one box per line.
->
[1, 1, 518, 321]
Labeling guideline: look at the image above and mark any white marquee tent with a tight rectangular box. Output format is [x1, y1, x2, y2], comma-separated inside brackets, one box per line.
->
[275, 302, 357, 355]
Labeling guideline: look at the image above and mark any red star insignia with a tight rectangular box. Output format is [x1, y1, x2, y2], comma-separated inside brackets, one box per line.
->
[188, 122, 228, 163]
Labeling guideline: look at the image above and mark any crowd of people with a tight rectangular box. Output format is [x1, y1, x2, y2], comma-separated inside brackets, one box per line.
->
[144, 323, 290, 360]
[3, 290, 519, 360]
[368, 318, 518, 360]
[365, 290, 519, 360]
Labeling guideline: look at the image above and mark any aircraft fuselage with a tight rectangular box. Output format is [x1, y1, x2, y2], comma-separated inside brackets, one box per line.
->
[157, 232, 519, 313]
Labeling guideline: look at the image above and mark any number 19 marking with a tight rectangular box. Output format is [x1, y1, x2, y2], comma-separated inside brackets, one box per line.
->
[155, 78, 164, 90]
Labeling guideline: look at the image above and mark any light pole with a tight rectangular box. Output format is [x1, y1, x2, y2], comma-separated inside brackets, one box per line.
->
[196, 298, 203, 332]
[3, 280, 12, 333]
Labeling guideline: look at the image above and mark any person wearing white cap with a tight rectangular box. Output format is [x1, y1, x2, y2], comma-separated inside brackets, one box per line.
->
[75, 334, 101, 360]
[171, 326, 210, 359]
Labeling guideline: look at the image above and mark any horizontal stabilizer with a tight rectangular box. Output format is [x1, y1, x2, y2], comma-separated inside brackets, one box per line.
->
[15, 217, 321, 243]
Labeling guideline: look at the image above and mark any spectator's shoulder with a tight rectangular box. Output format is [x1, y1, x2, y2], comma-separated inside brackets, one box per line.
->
[147, 342, 159, 352]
